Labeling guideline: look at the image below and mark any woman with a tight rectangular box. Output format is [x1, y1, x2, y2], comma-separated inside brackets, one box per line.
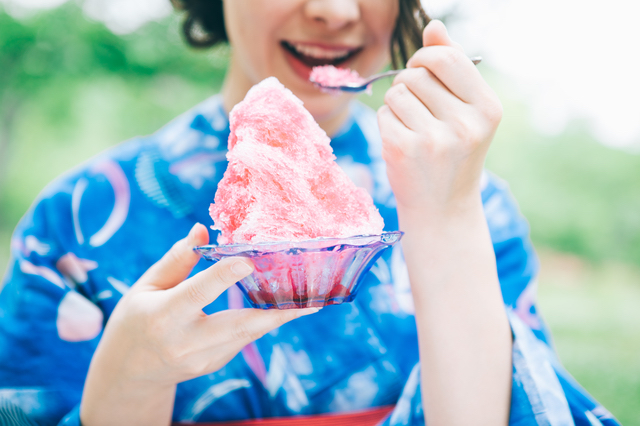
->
[0, 1, 617, 425]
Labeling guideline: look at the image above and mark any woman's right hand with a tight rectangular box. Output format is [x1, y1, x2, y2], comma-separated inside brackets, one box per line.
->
[80, 223, 318, 426]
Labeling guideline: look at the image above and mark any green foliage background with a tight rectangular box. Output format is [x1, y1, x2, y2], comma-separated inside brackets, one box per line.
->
[0, 4, 638, 424]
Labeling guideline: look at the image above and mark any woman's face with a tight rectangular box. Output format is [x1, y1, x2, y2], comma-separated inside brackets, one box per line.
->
[223, 0, 399, 130]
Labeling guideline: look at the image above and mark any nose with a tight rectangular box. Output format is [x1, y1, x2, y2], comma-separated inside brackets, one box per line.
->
[304, 0, 361, 31]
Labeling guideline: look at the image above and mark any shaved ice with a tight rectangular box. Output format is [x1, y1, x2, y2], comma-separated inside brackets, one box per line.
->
[309, 65, 371, 95]
[209, 77, 383, 245]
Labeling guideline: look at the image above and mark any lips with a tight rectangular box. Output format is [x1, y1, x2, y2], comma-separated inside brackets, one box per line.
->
[281, 40, 362, 68]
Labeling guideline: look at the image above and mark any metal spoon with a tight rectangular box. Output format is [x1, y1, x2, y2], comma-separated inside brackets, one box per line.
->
[310, 56, 482, 93]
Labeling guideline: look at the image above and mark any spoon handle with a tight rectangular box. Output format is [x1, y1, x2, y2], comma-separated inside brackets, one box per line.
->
[311, 56, 483, 93]
[365, 56, 482, 86]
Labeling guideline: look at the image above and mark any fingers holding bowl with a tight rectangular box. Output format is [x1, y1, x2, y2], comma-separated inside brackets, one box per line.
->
[168, 256, 255, 316]
[204, 307, 320, 348]
[137, 223, 210, 292]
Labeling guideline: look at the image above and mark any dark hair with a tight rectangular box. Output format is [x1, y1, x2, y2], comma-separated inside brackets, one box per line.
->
[171, 0, 430, 69]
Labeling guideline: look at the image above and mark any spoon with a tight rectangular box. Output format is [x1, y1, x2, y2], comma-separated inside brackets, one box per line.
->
[311, 56, 482, 93]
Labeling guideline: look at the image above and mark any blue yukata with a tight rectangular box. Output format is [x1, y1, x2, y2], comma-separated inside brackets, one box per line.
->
[0, 95, 619, 426]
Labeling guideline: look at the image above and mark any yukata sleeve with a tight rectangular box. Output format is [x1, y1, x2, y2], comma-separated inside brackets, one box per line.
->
[0, 178, 103, 426]
[378, 172, 620, 426]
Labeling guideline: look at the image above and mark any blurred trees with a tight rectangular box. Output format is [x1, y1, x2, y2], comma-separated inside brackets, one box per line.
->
[486, 110, 640, 266]
[0, 3, 225, 193]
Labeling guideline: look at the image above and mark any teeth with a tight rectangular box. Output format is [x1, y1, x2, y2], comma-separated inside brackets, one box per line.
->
[289, 42, 352, 60]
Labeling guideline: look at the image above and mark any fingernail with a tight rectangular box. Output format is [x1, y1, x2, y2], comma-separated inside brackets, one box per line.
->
[430, 19, 447, 33]
[231, 260, 253, 276]
[439, 20, 450, 37]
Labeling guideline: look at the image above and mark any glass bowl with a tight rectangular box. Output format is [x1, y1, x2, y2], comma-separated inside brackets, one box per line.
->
[194, 231, 403, 310]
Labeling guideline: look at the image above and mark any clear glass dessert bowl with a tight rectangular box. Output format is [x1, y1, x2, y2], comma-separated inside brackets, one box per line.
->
[194, 231, 403, 310]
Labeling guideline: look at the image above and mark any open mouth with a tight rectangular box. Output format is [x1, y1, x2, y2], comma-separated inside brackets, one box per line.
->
[281, 40, 363, 68]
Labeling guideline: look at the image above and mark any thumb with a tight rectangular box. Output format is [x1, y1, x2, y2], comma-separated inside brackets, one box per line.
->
[422, 19, 464, 51]
[138, 222, 210, 290]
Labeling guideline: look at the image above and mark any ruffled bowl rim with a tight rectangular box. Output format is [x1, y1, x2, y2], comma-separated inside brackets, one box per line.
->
[194, 231, 403, 258]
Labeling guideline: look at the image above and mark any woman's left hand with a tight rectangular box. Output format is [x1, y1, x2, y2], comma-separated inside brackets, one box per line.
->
[377, 19, 503, 218]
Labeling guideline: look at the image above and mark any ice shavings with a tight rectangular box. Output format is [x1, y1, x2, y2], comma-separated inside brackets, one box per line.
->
[209, 77, 384, 244]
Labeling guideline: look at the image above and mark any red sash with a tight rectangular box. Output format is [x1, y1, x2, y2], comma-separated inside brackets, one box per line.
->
[173, 405, 394, 426]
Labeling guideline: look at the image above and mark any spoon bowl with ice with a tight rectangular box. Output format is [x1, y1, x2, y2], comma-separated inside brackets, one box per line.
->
[309, 56, 482, 94]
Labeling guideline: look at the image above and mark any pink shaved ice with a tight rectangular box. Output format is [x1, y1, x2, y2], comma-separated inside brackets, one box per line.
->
[209, 77, 384, 245]
[309, 65, 371, 95]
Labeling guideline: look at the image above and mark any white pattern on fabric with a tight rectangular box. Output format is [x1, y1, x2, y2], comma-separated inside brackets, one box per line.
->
[179, 379, 252, 422]
[23, 236, 51, 257]
[106, 276, 130, 295]
[72, 178, 89, 245]
[509, 312, 574, 425]
[169, 151, 226, 190]
[329, 365, 380, 412]
[56, 292, 104, 342]
[266, 345, 309, 413]
[88, 161, 130, 247]
[0, 389, 47, 426]
[19, 260, 65, 289]
[389, 364, 420, 426]
[514, 279, 542, 329]
[585, 410, 605, 426]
